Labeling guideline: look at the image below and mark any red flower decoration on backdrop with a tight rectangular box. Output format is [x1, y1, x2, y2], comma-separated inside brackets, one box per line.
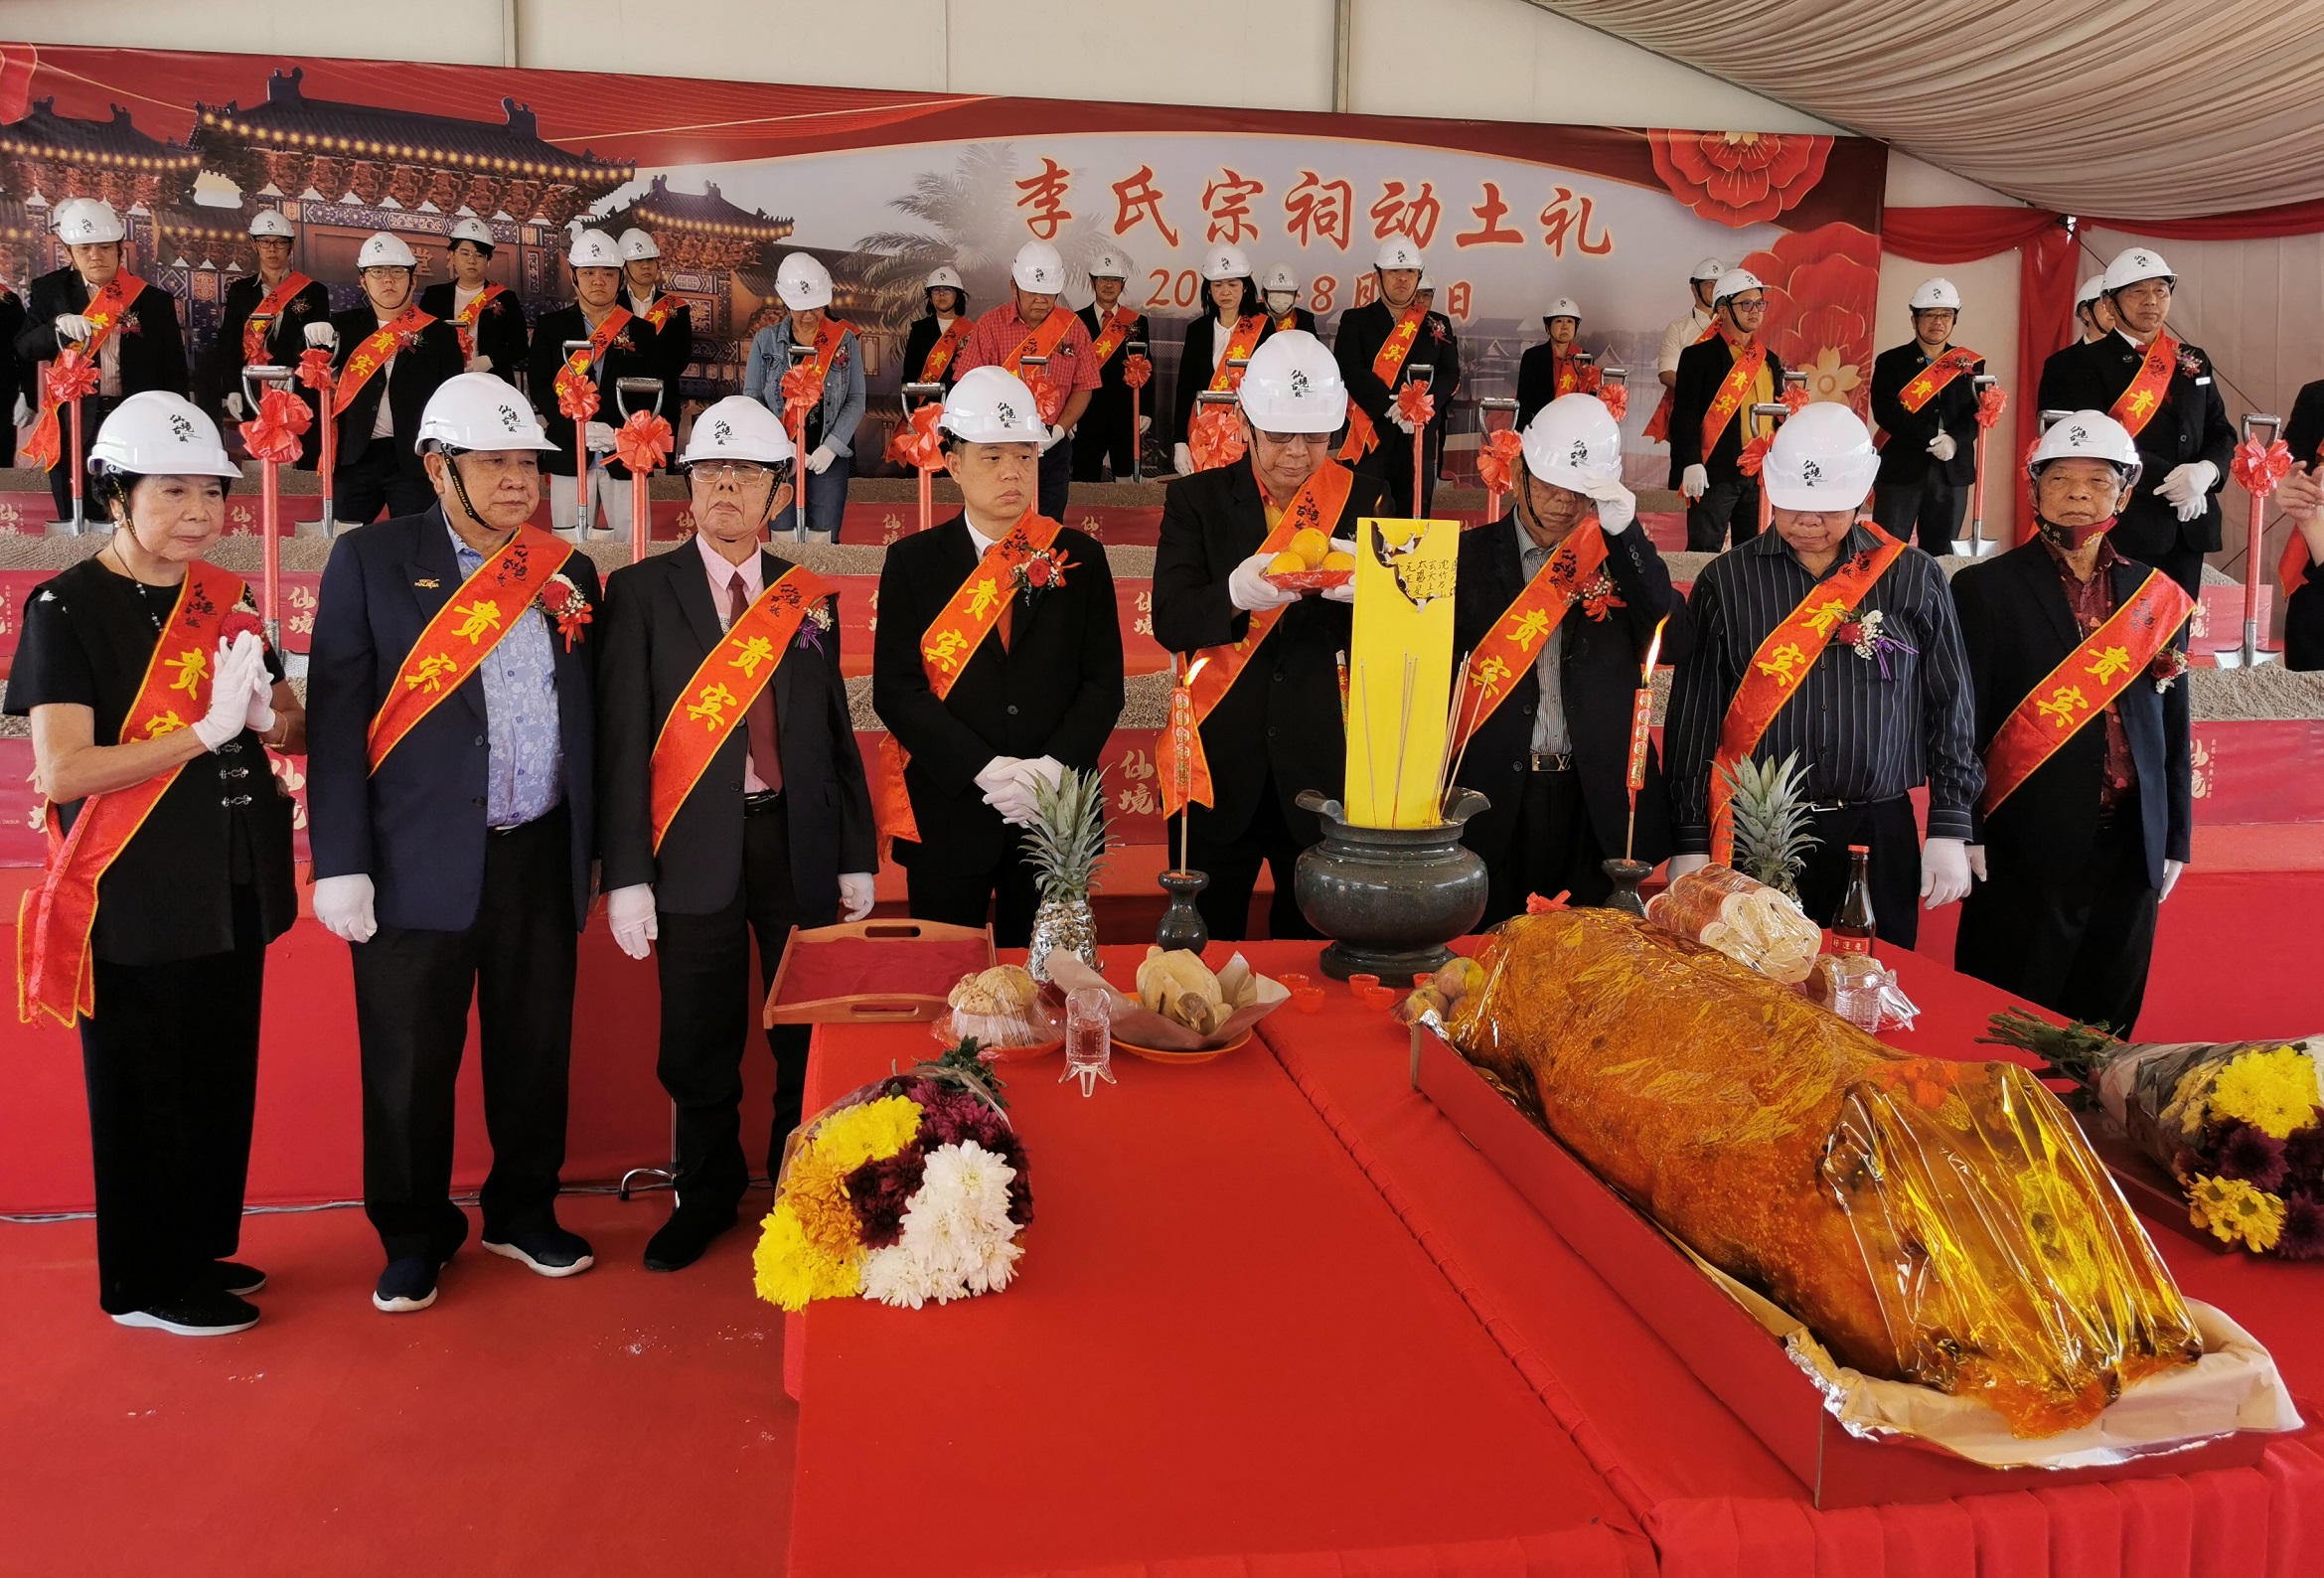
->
[1738, 223, 1881, 422]
[1648, 131, 1834, 227]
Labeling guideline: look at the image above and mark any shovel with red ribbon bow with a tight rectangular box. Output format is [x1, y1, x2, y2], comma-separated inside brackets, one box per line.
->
[25, 348, 100, 533]
[1967, 376, 2007, 556]
[293, 348, 338, 533]
[613, 394, 672, 563]
[1395, 376, 1437, 516]
[2227, 414, 2290, 668]
[237, 370, 310, 641]
[1474, 400, 1520, 524]
[894, 384, 946, 535]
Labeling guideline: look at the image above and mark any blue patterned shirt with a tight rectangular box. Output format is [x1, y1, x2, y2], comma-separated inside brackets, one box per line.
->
[450, 523, 564, 828]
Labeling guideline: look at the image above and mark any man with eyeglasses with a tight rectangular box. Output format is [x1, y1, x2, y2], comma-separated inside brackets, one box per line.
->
[596, 395, 875, 1272]
[1670, 268, 1786, 552]
[1153, 331, 1392, 941]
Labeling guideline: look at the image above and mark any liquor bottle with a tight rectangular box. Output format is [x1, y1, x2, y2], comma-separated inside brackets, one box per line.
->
[1831, 844, 1876, 955]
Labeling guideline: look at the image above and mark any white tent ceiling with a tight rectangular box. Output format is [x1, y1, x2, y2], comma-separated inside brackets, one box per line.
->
[1530, 0, 2324, 221]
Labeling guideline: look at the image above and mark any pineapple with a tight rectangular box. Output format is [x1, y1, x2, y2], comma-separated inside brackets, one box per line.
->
[1023, 766, 1111, 981]
[1720, 750, 1819, 900]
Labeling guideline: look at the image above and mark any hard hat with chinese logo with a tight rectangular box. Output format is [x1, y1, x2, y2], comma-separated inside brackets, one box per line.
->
[1713, 268, 1766, 306]
[1690, 256, 1726, 282]
[447, 216, 494, 249]
[1261, 263, 1300, 293]
[1374, 237, 1424, 271]
[1236, 331, 1346, 433]
[357, 232, 418, 270]
[941, 366, 1058, 449]
[1087, 247, 1132, 280]
[925, 265, 965, 292]
[1543, 297, 1582, 325]
[87, 392, 240, 480]
[414, 372, 560, 455]
[1908, 277, 1961, 312]
[1519, 394, 1623, 494]
[247, 209, 295, 240]
[1200, 243, 1252, 282]
[2027, 408, 2142, 489]
[1011, 240, 1065, 292]
[682, 394, 795, 468]
[567, 229, 622, 269]
[1761, 401, 1881, 512]
[617, 227, 661, 262]
[2102, 248, 2174, 293]
[774, 252, 835, 311]
[55, 199, 125, 245]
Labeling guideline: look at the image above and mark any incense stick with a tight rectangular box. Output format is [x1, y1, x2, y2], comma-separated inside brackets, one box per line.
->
[1433, 650, 1471, 814]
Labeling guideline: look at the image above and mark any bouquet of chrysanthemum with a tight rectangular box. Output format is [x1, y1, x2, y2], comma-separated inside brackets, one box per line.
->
[1981, 1012, 2323, 1258]
[752, 1041, 1032, 1311]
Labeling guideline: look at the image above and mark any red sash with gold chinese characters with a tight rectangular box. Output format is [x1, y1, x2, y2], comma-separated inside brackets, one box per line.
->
[649, 563, 832, 851]
[2109, 332, 2180, 438]
[242, 272, 316, 365]
[17, 560, 246, 1027]
[1699, 337, 1768, 461]
[1977, 568, 2193, 816]
[551, 306, 635, 412]
[1154, 464, 1356, 816]
[920, 319, 971, 383]
[1450, 522, 1611, 754]
[367, 524, 575, 772]
[1643, 319, 1720, 443]
[1899, 346, 1980, 413]
[1338, 304, 1429, 463]
[23, 270, 145, 469]
[1003, 309, 1078, 425]
[874, 513, 1067, 844]
[1708, 527, 1908, 864]
[448, 282, 509, 360]
[333, 306, 439, 417]
[1090, 306, 1137, 369]
[638, 291, 686, 332]
[1205, 314, 1268, 394]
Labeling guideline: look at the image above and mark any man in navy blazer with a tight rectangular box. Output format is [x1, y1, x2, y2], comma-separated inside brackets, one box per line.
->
[306, 372, 602, 1315]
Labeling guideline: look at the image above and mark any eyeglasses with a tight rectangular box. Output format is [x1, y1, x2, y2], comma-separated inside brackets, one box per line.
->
[1256, 429, 1332, 447]
[692, 460, 776, 481]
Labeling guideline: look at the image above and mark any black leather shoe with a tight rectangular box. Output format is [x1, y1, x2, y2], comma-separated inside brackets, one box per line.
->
[644, 1206, 737, 1273]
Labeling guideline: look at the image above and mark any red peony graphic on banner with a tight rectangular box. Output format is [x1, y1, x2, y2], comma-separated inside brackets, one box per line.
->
[1648, 131, 1833, 227]
[1739, 222, 1881, 420]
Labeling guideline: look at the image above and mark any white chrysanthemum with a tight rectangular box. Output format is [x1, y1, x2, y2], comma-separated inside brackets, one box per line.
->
[858, 1142, 1021, 1308]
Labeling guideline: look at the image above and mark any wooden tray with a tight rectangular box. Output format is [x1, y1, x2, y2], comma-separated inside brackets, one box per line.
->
[763, 919, 996, 1026]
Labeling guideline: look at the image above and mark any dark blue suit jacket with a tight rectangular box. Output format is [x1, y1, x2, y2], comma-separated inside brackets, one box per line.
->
[307, 505, 600, 932]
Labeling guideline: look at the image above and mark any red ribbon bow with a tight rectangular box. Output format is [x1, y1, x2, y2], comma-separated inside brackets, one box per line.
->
[237, 387, 312, 465]
[2232, 436, 2293, 496]
[294, 347, 336, 395]
[1974, 385, 2008, 431]
[1394, 382, 1436, 430]
[1574, 364, 1604, 394]
[44, 348, 98, 404]
[1020, 366, 1065, 426]
[1599, 383, 1628, 423]
[1779, 386, 1811, 414]
[779, 362, 823, 426]
[1123, 353, 1154, 391]
[888, 401, 945, 472]
[614, 410, 674, 474]
[1737, 434, 1774, 478]
[1188, 402, 1246, 471]
[1474, 428, 1525, 495]
[556, 374, 601, 423]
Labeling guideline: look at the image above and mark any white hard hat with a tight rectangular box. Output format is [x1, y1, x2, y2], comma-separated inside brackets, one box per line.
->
[1690, 256, 1726, 282]
[925, 265, 964, 292]
[940, 366, 1053, 447]
[447, 217, 495, 248]
[682, 394, 795, 467]
[414, 372, 559, 455]
[1087, 247, 1131, 280]
[1519, 394, 1623, 494]
[774, 252, 835, 311]
[1374, 237, 1424, 271]
[1543, 297, 1582, 323]
[86, 392, 238, 479]
[1417, 273, 1437, 293]
[1011, 239, 1065, 292]
[2075, 274, 2106, 308]
[1235, 330, 1346, 433]
[2027, 408, 2142, 490]
[1762, 401, 1881, 512]
[247, 209, 295, 240]
[2102, 248, 2174, 292]
[357, 231, 417, 270]
[617, 227, 661, 262]
[56, 199, 126, 245]
[567, 228, 622, 269]
[1261, 263, 1300, 293]
[1713, 268, 1766, 305]
[1200, 243, 1251, 282]
[1908, 277, 1961, 312]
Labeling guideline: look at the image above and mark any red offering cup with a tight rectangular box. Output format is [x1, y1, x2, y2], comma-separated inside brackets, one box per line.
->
[1345, 972, 1379, 997]
[1360, 985, 1398, 1012]
[1293, 986, 1325, 1014]
[1276, 971, 1311, 991]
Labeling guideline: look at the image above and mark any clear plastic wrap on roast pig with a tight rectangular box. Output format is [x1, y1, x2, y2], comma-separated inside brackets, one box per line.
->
[1645, 864, 1821, 984]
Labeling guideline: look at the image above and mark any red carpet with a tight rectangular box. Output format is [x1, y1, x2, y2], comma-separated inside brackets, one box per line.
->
[0, 1191, 795, 1577]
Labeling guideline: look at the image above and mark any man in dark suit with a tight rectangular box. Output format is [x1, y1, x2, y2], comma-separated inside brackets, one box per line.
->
[619, 227, 695, 405]
[14, 199, 189, 526]
[597, 396, 877, 1271]
[1672, 268, 1785, 553]
[1259, 264, 1317, 337]
[1072, 246, 1150, 483]
[871, 367, 1124, 946]
[202, 209, 328, 464]
[1454, 394, 1684, 920]
[1953, 410, 2192, 1033]
[528, 229, 668, 542]
[2037, 248, 2234, 600]
[1333, 237, 1460, 517]
[417, 217, 530, 381]
[306, 372, 601, 1315]
[1870, 277, 1983, 554]
[1153, 331, 1390, 941]
[309, 231, 463, 529]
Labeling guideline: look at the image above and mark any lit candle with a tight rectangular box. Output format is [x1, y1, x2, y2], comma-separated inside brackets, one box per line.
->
[1624, 616, 1669, 863]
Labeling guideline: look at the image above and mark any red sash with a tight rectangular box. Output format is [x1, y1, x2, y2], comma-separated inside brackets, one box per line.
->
[23, 271, 145, 469]
[1899, 346, 1979, 413]
[1338, 304, 1428, 463]
[2280, 537, 2313, 598]
[2109, 332, 2180, 438]
[920, 319, 971, 383]
[874, 513, 1067, 845]
[367, 524, 576, 772]
[242, 272, 315, 365]
[1090, 307, 1137, 368]
[1003, 310, 1078, 425]
[551, 306, 636, 413]
[638, 291, 687, 331]
[649, 563, 832, 851]
[1155, 464, 1356, 816]
[448, 282, 509, 359]
[1205, 314, 1268, 394]
[1451, 523, 1612, 753]
[1708, 528, 1909, 864]
[1274, 312, 1300, 333]
[333, 306, 439, 417]
[782, 317, 853, 437]
[1643, 320, 1720, 444]
[1978, 568, 2194, 816]
[1699, 338, 1768, 460]
[17, 561, 246, 1026]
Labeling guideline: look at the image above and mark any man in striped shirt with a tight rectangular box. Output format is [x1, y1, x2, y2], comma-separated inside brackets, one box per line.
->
[1665, 402, 1980, 949]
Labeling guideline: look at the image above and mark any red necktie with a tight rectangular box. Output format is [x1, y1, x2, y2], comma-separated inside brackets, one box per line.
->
[728, 572, 782, 792]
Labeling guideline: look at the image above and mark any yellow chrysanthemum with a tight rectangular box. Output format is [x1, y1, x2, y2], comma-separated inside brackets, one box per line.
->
[2187, 1174, 2286, 1253]
[808, 1095, 925, 1171]
[752, 1201, 860, 1311]
[2207, 1046, 2321, 1141]
[783, 1145, 865, 1262]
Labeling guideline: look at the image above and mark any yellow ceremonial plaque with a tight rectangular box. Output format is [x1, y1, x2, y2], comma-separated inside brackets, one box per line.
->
[1343, 517, 1459, 829]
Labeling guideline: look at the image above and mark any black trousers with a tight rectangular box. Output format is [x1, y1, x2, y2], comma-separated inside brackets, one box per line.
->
[1687, 473, 1762, 552]
[1071, 389, 1140, 481]
[335, 436, 433, 528]
[1482, 767, 1611, 927]
[78, 886, 266, 1314]
[1365, 422, 1440, 518]
[2287, 581, 2324, 672]
[45, 394, 118, 524]
[352, 805, 578, 1263]
[655, 795, 812, 1211]
[905, 838, 1042, 949]
[1791, 794, 1924, 951]
[1872, 477, 1967, 555]
[1955, 803, 2159, 1034]
[1037, 432, 1072, 522]
[1188, 776, 1318, 943]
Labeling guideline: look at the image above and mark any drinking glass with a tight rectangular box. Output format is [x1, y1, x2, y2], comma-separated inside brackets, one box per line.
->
[1062, 985, 1116, 1097]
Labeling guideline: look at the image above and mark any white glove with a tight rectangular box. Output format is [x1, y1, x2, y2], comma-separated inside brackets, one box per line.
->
[1588, 476, 1637, 534]
[805, 443, 836, 475]
[223, 392, 245, 422]
[838, 872, 876, 922]
[974, 756, 1025, 797]
[244, 673, 277, 737]
[583, 420, 618, 454]
[1228, 551, 1301, 613]
[1320, 538, 1360, 603]
[1173, 442, 1194, 475]
[606, 883, 657, 960]
[1389, 406, 1418, 435]
[1965, 845, 1987, 882]
[984, 775, 1040, 826]
[1040, 423, 1068, 453]
[2160, 859, 2185, 902]
[313, 873, 379, 944]
[193, 635, 267, 751]
[1665, 852, 1710, 881]
[1920, 837, 1971, 909]
[467, 354, 493, 375]
[304, 322, 338, 350]
[55, 313, 93, 344]
[1680, 464, 1710, 501]
[11, 393, 26, 427]
[1015, 756, 1066, 796]
[1928, 432, 1957, 462]
[1138, 414, 1153, 434]
[2158, 461, 2217, 521]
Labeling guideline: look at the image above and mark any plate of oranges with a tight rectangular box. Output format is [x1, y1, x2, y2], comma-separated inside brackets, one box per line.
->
[1261, 526, 1356, 591]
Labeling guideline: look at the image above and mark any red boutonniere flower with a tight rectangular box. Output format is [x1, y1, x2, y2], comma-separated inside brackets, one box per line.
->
[222, 605, 267, 647]
[2176, 350, 2203, 379]
[536, 572, 592, 651]
[2150, 646, 2190, 693]
[611, 333, 635, 354]
[1013, 547, 1074, 597]
[1578, 569, 1626, 622]
[119, 313, 141, 336]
